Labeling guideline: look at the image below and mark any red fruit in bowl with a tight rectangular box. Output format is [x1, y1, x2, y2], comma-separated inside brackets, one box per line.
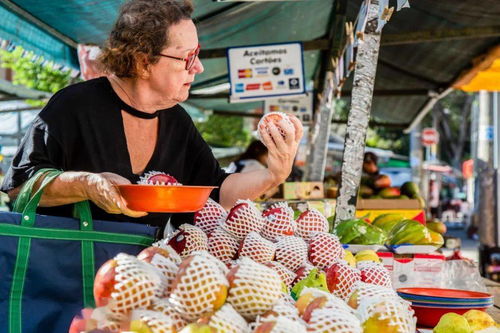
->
[295, 208, 329, 241]
[139, 171, 181, 185]
[223, 200, 266, 240]
[325, 260, 361, 300]
[261, 202, 296, 241]
[194, 198, 228, 235]
[168, 224, 208, 258]
[308, 232, 344, 269]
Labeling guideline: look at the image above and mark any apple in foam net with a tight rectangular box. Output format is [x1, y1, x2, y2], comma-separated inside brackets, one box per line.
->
[93, 259, 118, 307]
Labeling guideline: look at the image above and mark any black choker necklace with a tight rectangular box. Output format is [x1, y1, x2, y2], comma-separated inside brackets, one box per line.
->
[120, 102, 160, 119]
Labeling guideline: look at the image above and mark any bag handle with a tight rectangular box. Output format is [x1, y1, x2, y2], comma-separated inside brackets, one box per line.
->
[12, 169, 97, 308]
[13, 169, 93, 231]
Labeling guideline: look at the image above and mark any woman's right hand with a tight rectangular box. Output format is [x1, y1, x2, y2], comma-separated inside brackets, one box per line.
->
[83, 172, 147, 218]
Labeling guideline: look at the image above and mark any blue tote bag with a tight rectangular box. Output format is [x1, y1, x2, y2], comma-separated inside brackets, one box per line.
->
[0, 169, 158, 333]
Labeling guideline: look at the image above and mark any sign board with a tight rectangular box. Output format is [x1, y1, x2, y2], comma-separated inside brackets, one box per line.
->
[264, 94, 313, 124]
[479, 125, 494, 141]
[421, 128, 439, 146]
[227, 42, 305, 103]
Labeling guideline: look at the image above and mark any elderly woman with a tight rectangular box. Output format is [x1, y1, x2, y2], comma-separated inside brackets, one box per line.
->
[0, 0, 302, 231]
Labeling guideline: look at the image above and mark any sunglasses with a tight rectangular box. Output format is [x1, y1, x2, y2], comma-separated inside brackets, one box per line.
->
[158, 44, 201, 70]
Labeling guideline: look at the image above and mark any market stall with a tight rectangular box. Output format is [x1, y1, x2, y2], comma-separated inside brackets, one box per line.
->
[0, 0, 500, 332]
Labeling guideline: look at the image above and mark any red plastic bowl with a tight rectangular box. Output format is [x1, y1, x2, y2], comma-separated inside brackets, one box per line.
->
[117, 184, 217, 213]
[412, 305, 488, 328]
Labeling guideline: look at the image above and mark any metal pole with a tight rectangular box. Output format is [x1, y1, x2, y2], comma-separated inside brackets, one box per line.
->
[477, 91, 495, 248]
[494, 91, 500, 246]
[307, 73, 336, 181]
[335, 0, 381, 221]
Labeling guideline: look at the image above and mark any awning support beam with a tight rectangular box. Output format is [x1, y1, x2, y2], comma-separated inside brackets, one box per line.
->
[304, 0, 347, 182]
[335, 0, 382, 222]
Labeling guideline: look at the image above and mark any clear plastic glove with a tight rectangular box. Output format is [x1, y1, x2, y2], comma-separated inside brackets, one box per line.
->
[84, 172, 147, 218]
[259, 114, 304, 185]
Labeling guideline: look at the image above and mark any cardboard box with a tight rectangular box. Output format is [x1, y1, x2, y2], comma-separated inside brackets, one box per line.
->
[283, 182, 324, 200]
[356, 198, 423, 210]
[378, 252, 445, 289]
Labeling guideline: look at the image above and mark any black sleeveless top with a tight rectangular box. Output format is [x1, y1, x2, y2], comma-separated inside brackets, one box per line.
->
[1, 77, 229, 229]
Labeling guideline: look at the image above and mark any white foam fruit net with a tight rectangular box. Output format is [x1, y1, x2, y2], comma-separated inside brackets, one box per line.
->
[257, 112, 294, 141]
[261, 202, 296, 241]
[295, 208, 329, 241]
[253, 315, 307, 333]
[263, 298, 301, 322]
[265, 261, 296, 287]
[358, 261, 393, 288]
[108, 254, 165, 317]
[170, 224, 208, 259]
[130, 309, 175, 333]
[191, 250, 229, 276]
[142, 252, 179, 296]
[274, 236, 308, 271]
[308, 307, 362, 333]
[206, 303, 251, 333]
[239, 232, 276, 263]
[88, 306, 122, 332]
[223, 199, 266, 240]
[348, 281, 396, 309]
[329, 259, 361, 301]
[151, 243, 182, 266]
[299, 287, 354, 315]
[308, 232, 345, 269]
[194, 198, 228, 235]
[294, 261, 316, 285]
[208, 227, 240, 264]
[227, 257, 282, 320]
[357, 296, 416, 333]
[168, 252, 229, 321]
[149, 298, 187, 332]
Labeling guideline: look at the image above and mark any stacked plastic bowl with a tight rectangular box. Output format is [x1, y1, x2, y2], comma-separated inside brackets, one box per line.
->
[397, 287, 493, 327]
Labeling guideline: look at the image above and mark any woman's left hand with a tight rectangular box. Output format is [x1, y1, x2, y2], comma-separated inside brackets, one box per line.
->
[259, 114, 304, 186]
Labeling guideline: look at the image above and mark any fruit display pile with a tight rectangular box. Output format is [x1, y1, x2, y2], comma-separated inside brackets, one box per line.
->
[335, 214, 445, 248]
[70, 200, 417, 333]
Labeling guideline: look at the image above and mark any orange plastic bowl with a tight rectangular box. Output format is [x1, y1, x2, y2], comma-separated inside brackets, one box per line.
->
[117, 184, 217, 213]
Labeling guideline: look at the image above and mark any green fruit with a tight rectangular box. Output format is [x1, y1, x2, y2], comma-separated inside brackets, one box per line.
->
[389, 220, 430, 245]
[400, 181, 420, 198]
[379, 187, 401, 199]
[416, 196, 426, 208]
[291, 268, 329, 299]
[426, 229, 444, 247]
[433, 313, 473, 333]
[373, 214, 404, 226]
[374, 218, 404, 234]
[359, 185, 375, 198]
[397, 195, 410, 200]
[335, 219, 387, 245]
[427, 221, 447, 234]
